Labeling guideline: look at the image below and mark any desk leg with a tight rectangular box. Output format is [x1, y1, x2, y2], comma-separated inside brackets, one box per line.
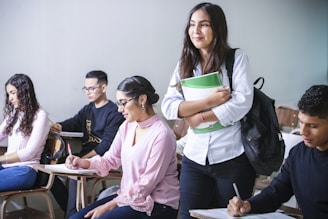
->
[76, 177, 82, 211]
[80, 176, 88, 209]
[75, 176, 89, 211]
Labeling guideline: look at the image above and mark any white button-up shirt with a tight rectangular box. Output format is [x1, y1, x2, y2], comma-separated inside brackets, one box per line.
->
[161, 49, 254, 165]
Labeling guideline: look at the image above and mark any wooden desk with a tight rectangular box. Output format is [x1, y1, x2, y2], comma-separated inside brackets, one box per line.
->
[33, 164, 122, 211]
[190, 208, 295, 219]
[33, 164, 90, 210]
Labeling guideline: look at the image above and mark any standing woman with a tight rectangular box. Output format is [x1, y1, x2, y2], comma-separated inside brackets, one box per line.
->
[67, 75, 179, 219]
[0, 73, 50, 191]
[161, 2, 256, 219]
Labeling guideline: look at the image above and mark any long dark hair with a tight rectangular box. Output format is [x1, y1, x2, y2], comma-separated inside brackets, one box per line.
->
[117, 76, 159, 114]
[179, 2, 230, 80]
[4, 74, 40, 136]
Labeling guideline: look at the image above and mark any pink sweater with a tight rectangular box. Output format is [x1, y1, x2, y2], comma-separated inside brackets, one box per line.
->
[0, 109, 50, 168]
[89, 114, 179, 215]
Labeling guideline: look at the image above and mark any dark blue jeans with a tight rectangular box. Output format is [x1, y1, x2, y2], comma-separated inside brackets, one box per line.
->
[69, 194, 178, 219]
[179, 153, 256, 219]
[0, 165, 37, 192]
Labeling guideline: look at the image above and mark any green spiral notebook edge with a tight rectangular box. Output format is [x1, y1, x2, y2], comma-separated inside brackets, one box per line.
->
[180, 72, 221, 88]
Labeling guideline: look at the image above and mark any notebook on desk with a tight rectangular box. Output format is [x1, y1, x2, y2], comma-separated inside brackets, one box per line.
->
[44, 164, 97, 175]
[189, 208, 294, 219]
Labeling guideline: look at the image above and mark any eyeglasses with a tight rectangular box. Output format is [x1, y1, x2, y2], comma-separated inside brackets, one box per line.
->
[116, 98, 134, 109]
[82, 86, 100, 92]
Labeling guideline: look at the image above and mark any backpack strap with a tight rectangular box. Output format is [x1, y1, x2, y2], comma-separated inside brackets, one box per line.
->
[254, 77, 265, 90]
[226, 48, 237, 89]
[226, 48, 265, 91]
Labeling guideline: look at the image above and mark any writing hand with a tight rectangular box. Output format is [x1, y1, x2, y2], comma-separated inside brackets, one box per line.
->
[227, 196, 251, 217]
[50, 123, 62, 132]
[65, 156, 90, 170]
[65, 155, 79, 169]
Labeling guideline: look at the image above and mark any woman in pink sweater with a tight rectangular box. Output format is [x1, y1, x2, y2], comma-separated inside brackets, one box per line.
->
[67, 75, 179, 219]
[0, 74, 50, 191]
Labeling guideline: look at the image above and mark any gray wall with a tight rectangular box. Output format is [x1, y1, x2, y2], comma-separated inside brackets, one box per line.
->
[0, 0, 327, 124]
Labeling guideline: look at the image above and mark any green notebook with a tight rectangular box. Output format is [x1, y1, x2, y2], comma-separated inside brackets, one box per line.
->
[180, 72, 225, 134]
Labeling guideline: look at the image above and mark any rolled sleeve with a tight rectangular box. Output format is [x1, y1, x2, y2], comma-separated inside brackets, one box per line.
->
[213, 49, 253, 126]
[161, 63, 184, 120]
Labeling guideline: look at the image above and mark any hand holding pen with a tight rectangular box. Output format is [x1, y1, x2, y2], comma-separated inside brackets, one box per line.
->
[65, 143, 78, 169]
[65, 144, 90, 170]
[227, 183, 251, 216]
[48, 118, 62, 132]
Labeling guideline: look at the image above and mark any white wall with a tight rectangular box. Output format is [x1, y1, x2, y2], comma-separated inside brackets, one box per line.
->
[0, 0, 327, 125]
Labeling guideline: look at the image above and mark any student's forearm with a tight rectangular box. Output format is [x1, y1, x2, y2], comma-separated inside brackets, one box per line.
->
[201, 110, 219, 122]
[0, 152, 20, 164]
[178, 99, 210, 117]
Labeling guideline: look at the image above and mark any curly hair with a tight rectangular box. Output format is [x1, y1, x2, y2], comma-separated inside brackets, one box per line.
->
[3, 74, 40, 136]
[179, 2, 230, 81]
[298, 85, 328, 119]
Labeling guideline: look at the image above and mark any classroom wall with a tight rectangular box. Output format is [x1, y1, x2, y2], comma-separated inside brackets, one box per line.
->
[0, 0, 327, 131]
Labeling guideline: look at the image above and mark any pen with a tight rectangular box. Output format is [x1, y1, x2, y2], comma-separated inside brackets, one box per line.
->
[48, 117, 55, 125]
[233, 182, 241, 199]
[68, 143, 73, 162]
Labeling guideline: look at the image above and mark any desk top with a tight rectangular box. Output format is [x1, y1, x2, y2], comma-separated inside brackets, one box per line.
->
[59, 131, 83, 138]
[189, 208, 294, 219]
[33, 164, 96, 178]
[33, 164, 122, 178]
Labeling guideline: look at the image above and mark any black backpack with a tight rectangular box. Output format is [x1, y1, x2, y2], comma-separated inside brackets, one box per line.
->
[36, 132, 67, 186]
[226, 49, 285, 176]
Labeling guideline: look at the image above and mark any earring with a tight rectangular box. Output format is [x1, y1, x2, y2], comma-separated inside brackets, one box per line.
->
[142, 104, 145, 111]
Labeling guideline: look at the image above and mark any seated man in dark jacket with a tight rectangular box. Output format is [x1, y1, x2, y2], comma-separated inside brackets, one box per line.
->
[50, 70, 124, 219]
[227, 84, 328, 219]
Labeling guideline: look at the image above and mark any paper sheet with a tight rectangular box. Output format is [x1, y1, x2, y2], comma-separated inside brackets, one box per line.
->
[44, 164, 97, 175]
[189, 208, 294, 219]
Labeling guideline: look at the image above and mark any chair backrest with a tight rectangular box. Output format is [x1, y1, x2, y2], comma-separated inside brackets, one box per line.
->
[36, 132, 66, 187]
[41, 131, 67, 165]
[172, 119, 188, 140]
[275, 105, 299, 133]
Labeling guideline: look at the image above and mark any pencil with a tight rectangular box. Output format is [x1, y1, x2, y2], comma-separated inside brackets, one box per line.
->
[48, 117, 56, 125]
[68, 143, 73, 163]
[233, 182, 241, 199]
[68, 143, 73, 158]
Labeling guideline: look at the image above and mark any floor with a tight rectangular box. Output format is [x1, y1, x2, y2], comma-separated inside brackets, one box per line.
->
[1, 176, 121, 219]
[5, 207, 63, 219]
[1, 194, 64, 219]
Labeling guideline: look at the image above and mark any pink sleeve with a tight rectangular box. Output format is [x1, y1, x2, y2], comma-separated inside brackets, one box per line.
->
[17, 109, 50, 161]
[115, 127, 177, 215]
[88, 125, 124, 176]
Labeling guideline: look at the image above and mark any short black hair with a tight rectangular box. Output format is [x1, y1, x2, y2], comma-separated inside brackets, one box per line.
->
[85, 70, 108, 85]
[298, 85, 328, 119]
